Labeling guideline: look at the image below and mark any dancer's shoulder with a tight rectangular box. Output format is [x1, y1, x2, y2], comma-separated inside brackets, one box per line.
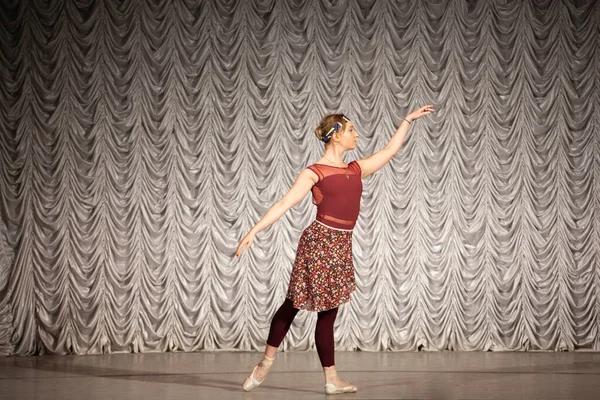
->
[306, 164, 323, 182]
[348, 160, 361, 174]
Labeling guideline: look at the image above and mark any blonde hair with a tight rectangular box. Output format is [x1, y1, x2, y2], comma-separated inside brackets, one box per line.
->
[315, 114, 349, 143]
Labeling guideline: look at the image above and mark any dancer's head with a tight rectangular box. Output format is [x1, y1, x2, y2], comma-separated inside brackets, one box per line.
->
[315, 114, 358, 151]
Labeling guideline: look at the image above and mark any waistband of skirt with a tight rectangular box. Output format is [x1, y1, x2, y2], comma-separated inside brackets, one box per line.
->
[314, 219, 354, 232]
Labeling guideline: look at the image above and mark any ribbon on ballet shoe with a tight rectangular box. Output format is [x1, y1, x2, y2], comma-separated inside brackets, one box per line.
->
[258, 355, 274, 370]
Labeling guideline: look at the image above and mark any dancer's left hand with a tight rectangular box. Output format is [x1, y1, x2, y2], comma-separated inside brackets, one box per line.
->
[236, 232, 255, 258]
[406, 105, 435, 122]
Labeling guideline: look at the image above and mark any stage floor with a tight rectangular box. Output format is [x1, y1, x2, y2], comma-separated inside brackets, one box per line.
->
[1, 351, 600, 399]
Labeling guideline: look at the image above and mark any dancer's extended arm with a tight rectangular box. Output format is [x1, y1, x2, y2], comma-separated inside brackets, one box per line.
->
[357, 105, 434, 178]
[235, 169, 317, 257]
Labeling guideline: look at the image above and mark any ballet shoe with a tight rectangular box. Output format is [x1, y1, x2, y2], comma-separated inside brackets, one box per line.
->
[242, 355, 274, 392]
[242, 365, 263, 391]
[324, 369, 358, 395]
[324, 381, 358, 395]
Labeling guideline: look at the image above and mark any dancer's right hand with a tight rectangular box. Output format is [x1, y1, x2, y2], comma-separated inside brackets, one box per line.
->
[236, 232, 255, 257]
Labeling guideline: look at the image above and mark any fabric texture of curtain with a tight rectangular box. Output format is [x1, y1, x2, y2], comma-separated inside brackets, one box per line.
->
[0, 216, 14, 356]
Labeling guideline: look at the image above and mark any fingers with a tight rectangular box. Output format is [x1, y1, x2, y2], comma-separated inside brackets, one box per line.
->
[235, 241, 245, 258]
[235, 239, 252, 258]
[407, 105, 435, 121]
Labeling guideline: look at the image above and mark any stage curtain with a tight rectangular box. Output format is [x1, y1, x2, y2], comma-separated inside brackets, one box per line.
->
[0, 216, 14, 355]
[0, 0, 599, 355]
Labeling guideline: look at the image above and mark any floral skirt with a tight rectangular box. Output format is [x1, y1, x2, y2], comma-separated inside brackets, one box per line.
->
[286, 220, 356, 312]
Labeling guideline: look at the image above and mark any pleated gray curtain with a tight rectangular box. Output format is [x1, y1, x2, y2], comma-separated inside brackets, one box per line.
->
[0, 216, 14, 356]
[0, 0, 599, 356]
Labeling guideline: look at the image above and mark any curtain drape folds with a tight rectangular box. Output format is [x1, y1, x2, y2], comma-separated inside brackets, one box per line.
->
[0, 217, 14, 356]
[0, 0, 598, 355]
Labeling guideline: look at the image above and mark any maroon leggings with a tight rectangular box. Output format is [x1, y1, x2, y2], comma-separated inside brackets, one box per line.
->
[266, 298, 338, 367]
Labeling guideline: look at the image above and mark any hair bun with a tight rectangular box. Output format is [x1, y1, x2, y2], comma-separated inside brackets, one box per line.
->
[315, 113, 347, 142]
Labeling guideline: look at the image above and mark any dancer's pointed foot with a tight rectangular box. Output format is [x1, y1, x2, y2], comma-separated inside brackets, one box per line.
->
[242, 355, 274, 392]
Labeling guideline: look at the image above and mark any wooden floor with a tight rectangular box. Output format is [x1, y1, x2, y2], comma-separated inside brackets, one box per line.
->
[1, 351, 600, 399]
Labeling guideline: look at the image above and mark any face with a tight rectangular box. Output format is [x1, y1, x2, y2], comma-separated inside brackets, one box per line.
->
[334, 122, 359, 150]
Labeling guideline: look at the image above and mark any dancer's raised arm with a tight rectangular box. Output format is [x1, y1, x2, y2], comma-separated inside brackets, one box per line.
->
[235, 169, 317, 257]
[356, 105, 435, 178]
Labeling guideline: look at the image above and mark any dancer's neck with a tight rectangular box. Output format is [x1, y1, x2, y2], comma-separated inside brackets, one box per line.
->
[323, 149, 345, 166]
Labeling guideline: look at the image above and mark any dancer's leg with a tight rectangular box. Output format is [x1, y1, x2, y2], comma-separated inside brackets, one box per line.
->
[266, 298, 300, 349]
[315, 307, 338, 367]
[246, 298, 299, 387]
[315, 307, 357, 394]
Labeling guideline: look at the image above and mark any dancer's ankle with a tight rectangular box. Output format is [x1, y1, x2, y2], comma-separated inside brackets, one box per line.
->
[260, 355, 275, 368]
[264, 344, 278, 359]
[323, 366, 338, 383]
[254, 354, 275, 382]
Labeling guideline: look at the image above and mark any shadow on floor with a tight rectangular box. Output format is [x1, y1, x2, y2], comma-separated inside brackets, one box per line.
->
[7, 354, 326, 396]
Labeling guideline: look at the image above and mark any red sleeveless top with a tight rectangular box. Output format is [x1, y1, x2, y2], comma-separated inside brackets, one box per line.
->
[307, 161, 363, 230]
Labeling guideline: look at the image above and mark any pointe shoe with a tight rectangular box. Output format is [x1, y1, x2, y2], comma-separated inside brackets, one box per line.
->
[324, 369, 358, 395]
[324, 382, 358, 395]
[242, 365, 263, 391]
[242, 356, 274, 392]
